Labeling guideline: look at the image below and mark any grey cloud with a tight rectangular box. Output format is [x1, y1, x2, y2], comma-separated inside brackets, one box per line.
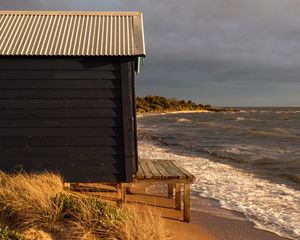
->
[1, 0, 300, 106]
[0, 0, 68, 10]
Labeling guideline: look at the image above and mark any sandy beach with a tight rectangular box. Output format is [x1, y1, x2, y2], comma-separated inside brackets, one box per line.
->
[129, 182, 289, 240]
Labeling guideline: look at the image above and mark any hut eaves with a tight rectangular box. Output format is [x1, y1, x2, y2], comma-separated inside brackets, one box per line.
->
[0, 11, 145, 56]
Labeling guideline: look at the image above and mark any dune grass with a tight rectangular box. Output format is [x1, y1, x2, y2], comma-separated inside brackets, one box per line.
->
[114, 206, 170, 240]
[0, 227, 30, 240]
[0, 171, 170, 240]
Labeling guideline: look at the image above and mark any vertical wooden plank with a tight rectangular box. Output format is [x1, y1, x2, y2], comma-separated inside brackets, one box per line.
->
[116, 183, 123, 206]
[121, 57, 136, 182]
[168, 183, 174, 199]
[63, 182, 71, 190]
[183, 183, 191, 222]
[116, 183, 121, 195]
[131, 61, 138, 173]
[121, 183, 126, 203]
[126, 183, 132, 194]
[175, 184, 181, 210]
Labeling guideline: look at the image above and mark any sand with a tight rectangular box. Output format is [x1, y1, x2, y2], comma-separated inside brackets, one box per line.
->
[125, 182, 290, 240]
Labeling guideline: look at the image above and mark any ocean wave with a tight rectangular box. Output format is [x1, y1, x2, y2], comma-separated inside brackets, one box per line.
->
[194, 121, 245, 131]
[272, 128, 292, 135]
[236, 117, 246, 121]
[176, 118, 190, 123]
[172, 119, 300, 140]
[276, 110, 300, 114]
[245, 128, 300, 140]
[259, 110, 271, 113]
[236, 116, 261, 122]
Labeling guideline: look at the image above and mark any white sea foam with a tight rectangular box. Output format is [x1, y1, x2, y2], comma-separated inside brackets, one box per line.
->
[139, 139, 300, 240]
[236, 117, 246, 121]
[275, 111, 300, 114]
[176, 118, 190, 123]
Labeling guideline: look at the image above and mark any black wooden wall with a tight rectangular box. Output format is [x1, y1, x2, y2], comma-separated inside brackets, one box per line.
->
[0, 57, 137, 183]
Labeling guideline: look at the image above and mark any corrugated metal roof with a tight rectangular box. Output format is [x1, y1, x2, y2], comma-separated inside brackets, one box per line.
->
[0, 11, 145, 56]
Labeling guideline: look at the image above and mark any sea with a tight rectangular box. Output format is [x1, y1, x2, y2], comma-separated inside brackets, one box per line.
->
[137, 107, 300, 240]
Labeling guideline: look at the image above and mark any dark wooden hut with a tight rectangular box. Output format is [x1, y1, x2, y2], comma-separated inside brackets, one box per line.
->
[0, 11, 146, 183]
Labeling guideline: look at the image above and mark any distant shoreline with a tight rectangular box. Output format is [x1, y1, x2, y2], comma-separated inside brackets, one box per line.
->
[136, 95, 239, 115]
[137, 108, 238, 117]
[137, 109, 210, 117]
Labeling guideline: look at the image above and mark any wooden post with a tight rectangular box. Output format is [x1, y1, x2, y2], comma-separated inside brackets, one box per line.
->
[121, 183, 126, 203]
[175, 184, 181, 210]
[117, 183, 126, 205]
[126, 183, 132, 194]
[63, 182, 71, 190]
[183, 183, 191, 222]
[168, 184, 174, 199]
[116, 184, 122, 206]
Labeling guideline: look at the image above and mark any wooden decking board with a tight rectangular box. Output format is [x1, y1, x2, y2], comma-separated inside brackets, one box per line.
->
[152, 159, 172, 178]
[161, 160, 184, 179]
[136, 161, 146, 178]
[167, 161, 187, 179]
[139, 160, 153, 178]
[169, 161, 195, 181]
[166, 160, 192, 180]
[166, 160, 187, 179]
[144, 160, 162, 178]
[137, 162, 146, 178]
[152, 161, 167, 178]
[136, 162, 145, 178]
[159, 160, 179, 179]
[136, 159, 194, 181]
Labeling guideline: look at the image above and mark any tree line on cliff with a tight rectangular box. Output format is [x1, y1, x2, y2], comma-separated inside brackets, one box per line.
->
[136, 95, 231, 113]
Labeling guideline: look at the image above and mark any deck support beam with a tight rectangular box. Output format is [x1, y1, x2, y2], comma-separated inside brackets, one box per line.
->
[168, 184, 174, 199]
[175, 184, 181, 210]
[183, 183, 191, 222]
[117, 183, 126, 205]
[121, 183, 126, 202]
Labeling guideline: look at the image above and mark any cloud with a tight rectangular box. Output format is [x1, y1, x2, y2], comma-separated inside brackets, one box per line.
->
[1, 0, 300, 105]
[0, 0, 68, 10]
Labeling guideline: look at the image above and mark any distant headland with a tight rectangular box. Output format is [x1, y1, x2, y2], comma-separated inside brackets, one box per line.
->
[136, 95, 238, 114]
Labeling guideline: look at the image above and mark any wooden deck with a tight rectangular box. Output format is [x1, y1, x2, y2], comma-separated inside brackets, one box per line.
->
[67, 159, 195, 222]
[133, 159, 195, 222]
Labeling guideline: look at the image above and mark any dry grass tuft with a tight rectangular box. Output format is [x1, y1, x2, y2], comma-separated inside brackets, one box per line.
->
[0, 171, 171, 240]
[22, 228, 55, 240]
[66, 194, 123, 239]
[0, 171, 64, 229]
[113, 205, 172, 240]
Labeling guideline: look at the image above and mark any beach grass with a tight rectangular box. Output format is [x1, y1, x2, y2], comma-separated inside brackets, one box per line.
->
[0, 227, 30, 240]
[0, 171, 170, 240]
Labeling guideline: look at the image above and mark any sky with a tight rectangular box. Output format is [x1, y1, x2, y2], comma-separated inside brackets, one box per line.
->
[1, 0, 300, 106]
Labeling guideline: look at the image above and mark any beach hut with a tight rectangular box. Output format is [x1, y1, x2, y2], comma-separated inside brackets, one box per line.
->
[0, 11, 145, 183]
